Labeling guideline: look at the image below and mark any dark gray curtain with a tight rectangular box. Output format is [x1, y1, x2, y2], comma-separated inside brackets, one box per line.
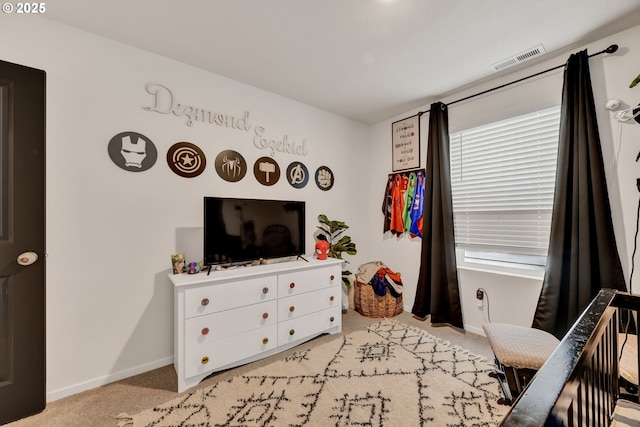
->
[411, 102, 463, 328]
[532, 50, 627, 339]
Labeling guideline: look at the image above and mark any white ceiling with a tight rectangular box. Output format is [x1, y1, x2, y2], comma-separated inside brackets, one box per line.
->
[43, 0, 640, 124]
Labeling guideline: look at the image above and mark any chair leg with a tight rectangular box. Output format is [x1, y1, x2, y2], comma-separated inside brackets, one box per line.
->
[511, 366, 524, 394]
[488, 360, 541, 406]
[489, 358, 514, 405]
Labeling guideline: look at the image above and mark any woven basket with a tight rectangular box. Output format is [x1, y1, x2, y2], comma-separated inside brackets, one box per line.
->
[354, 280, 403, 318]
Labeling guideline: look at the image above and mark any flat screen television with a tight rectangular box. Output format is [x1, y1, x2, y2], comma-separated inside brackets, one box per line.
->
[203, 197, 306, 267]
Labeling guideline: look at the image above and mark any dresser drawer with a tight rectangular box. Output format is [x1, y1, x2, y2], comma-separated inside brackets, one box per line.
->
[278, 287, 340, 321]
[185, 275, 277, 318]
[278, 306, 341, 346]
[278, 265, 341, 297]
[185, 300, 277, 348]
[185, 325, 278, 379]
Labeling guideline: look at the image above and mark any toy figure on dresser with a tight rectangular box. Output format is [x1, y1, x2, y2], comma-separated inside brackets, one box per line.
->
[315, 236, 330, 260]
[187, 262, 201, 274]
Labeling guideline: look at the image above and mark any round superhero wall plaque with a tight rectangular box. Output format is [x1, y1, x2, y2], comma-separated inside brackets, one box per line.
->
[253, 156, 280, 186]
[286, 161, 309, 189]
[315, 165, 334, 191]
[166, 142, 207, 178]
[214, 150, 247, 182]
[108, 131, 158, 172]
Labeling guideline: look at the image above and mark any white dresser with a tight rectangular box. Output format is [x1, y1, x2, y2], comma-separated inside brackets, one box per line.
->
[169, 258, 343, 392]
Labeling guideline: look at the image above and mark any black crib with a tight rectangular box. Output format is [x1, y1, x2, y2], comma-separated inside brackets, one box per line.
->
[500, 289, 640, 427]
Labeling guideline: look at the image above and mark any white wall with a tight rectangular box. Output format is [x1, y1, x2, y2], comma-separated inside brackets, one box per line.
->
[0, 16, 370, 401]
[368, 24, 640, 335]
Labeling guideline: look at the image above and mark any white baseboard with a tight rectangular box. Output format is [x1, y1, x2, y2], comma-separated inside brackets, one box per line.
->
[464, 324, 486, 337]
[402, 304, 486, 337]
[46, 356, 174, 402]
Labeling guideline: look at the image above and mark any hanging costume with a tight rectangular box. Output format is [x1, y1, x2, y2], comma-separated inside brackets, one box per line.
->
[381, 175, 394, 233]
[389, 174, 405, 235]
[409, 171, 425, 238]
[402, 171, 417, 233]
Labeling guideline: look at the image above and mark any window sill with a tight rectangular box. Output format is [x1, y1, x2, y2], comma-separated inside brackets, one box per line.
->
[457, 261, 545, 281]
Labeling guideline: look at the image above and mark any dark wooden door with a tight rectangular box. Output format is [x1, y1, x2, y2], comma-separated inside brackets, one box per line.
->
[0, 60, 46, 425]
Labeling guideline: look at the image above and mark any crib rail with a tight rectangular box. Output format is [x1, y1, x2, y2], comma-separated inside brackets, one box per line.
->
[500, 289, 640, 427]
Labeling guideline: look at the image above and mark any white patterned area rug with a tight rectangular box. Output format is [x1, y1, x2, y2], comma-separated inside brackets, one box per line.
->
[117, 320, 507, 426]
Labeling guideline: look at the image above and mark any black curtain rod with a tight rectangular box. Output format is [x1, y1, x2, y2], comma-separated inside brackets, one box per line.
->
[415, 44, 619, 117]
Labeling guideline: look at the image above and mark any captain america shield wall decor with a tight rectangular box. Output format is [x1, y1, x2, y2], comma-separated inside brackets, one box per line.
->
[166, 142, 207, 178]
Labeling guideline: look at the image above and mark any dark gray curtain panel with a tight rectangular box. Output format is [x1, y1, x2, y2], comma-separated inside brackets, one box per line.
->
[532, 50, 626, 339]
[411, 102, 463, 328]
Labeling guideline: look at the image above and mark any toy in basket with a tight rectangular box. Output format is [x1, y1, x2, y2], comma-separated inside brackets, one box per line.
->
[354, 261, 403, 318]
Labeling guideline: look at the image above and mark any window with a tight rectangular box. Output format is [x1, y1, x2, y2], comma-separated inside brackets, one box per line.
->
[450, 106, 561, 267]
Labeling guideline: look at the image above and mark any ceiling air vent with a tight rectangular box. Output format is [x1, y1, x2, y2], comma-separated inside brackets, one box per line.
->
[490, 44, 546, 72]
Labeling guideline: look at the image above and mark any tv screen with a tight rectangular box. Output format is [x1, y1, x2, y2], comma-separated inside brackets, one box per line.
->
[204, 197, 306, 266]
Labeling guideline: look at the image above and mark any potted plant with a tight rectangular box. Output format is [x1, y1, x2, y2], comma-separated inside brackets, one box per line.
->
[316, 214, 357, 289]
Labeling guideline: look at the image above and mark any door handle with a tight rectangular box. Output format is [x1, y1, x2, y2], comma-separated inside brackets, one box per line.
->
[17, 251, 38, 266]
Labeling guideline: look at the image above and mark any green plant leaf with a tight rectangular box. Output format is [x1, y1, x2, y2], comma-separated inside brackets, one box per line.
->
[316, 225, 331, 236]
[316, 214, 357, 282]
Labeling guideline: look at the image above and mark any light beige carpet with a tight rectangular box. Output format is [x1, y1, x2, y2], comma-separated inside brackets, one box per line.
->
[117, 319, 507, 426]
[611, 399, 640, 427]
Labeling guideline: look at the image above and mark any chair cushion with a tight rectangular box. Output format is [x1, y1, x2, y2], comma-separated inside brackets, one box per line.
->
[483, 323, 560, 370]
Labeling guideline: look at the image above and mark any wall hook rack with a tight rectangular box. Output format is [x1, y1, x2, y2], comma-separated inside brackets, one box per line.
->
[609, 101, 640, 123]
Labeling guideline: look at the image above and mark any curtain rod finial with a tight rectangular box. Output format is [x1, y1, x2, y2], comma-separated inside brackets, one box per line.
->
[605, 44, 618, 54]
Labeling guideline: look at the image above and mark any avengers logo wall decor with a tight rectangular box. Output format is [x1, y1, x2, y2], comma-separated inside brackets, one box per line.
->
[108, 131, 158, 172]
[286, 161, 309, 189]
[166, 142, 207, 178]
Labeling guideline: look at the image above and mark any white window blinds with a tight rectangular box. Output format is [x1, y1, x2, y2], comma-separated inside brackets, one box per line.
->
[450, 105, 561, 258]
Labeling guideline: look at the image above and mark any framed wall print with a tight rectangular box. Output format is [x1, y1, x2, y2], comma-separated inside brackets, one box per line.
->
[391, 114, 420, 172]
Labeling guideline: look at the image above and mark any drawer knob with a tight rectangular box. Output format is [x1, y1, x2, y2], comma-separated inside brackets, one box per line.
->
[330, 316, 335, 322]
[201, 327, 209, 336]
[201, 356, 209, 365]
[329, 296, 335, 302]
[289, 329, 295, 336]
[262, 337, 269, 345]
[201, 298, 209, 307]
[262, 287, 269, 294]
[330, 275, 335, 280]
[289, 306, 295, 312]
[289, 282, 295, 289]
[262, 312, 269, 319]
